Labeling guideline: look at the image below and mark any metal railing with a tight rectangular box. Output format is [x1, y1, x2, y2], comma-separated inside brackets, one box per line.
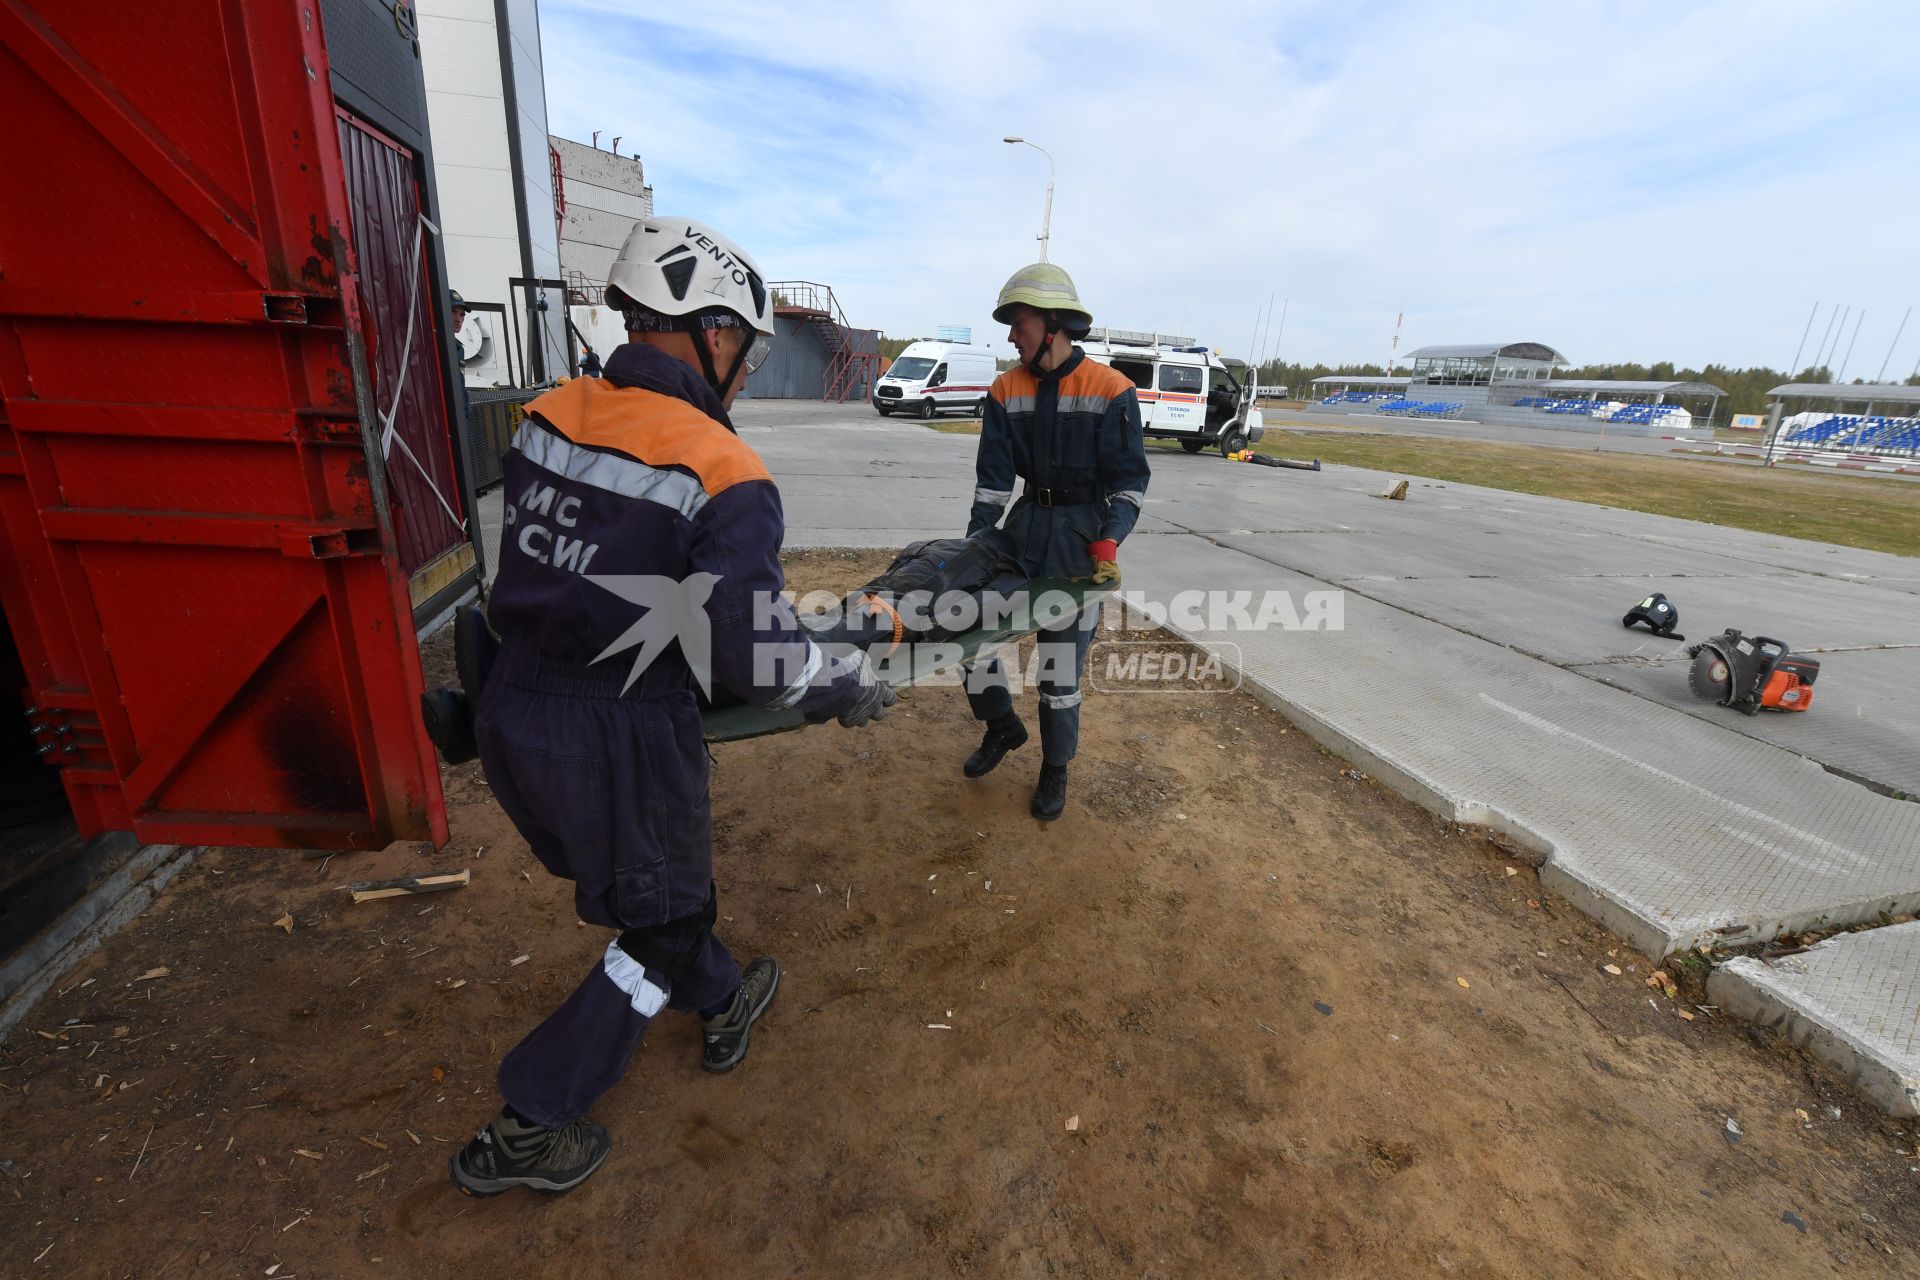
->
[767, 280, 876, 402]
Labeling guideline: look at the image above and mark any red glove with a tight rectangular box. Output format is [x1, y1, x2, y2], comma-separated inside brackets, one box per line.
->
[1088, 539, 1120, 584]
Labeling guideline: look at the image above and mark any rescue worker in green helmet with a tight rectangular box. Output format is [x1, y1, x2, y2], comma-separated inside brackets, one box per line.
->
[961, 262, 1150, 819]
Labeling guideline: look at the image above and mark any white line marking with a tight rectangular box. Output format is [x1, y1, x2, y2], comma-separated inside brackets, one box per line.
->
[1713, 825, 1844, 878]
[1478, 693, 1867, 869]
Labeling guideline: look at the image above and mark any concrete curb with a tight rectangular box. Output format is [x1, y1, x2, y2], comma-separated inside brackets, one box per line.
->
[0, 844, 198, 1045]
[1708, 926, 1920, 1119]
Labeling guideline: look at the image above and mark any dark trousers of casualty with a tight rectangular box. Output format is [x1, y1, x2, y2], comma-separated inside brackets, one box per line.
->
[965, 601, 1103, 765]
[474, 649, 743, 1129]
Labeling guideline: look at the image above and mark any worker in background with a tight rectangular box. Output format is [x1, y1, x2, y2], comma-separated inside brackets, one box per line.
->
[962, 263, 1149, 820]
[446, 289, 472, 427]
[449, 217, 894, 1198]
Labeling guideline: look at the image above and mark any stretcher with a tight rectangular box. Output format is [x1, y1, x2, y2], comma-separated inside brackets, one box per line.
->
[701, 578, 1116, 743]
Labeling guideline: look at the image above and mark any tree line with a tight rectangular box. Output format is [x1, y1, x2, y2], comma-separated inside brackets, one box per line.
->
[875, 335, 1918, 417]
[1242, 360, 1919, 417]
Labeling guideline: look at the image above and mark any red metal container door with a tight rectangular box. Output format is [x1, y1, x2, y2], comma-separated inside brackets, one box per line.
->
[0, 1, 448, 850]
[336, 114, 467, 576]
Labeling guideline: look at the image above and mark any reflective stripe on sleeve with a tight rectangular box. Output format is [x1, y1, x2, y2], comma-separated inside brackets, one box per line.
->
[601, 941, 670, 1016]
[768, 638, 826, 709]
[515, 423, 709, 519]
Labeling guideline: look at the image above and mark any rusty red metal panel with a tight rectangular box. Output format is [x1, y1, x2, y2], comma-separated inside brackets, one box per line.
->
[0, 0, 448, 850]
[335, 112, 466, 576]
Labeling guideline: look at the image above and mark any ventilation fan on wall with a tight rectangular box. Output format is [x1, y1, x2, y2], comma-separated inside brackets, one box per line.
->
[455, 312, 492, 370]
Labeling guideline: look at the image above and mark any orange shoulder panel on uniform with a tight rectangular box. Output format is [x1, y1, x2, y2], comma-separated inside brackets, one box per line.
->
[524, 377, 772, 496]
[1060, 357, 1135, 402]
[991, 366, 1036, 404]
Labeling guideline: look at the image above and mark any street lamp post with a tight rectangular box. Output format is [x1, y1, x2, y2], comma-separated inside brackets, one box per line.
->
[1002, 136, 1054, 262]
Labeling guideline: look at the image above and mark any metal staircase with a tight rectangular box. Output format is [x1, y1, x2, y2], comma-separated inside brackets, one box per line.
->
[767, 280, 881, 402]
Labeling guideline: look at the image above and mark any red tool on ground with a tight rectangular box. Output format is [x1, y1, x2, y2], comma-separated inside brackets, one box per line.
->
[1686, 630, 1820, 715]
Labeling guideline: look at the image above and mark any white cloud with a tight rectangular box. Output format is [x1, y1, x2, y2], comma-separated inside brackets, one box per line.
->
[538, 0, 1920, 370]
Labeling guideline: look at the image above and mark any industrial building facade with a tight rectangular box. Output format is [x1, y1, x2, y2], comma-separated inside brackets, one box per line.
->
[417, 0, 569, 386]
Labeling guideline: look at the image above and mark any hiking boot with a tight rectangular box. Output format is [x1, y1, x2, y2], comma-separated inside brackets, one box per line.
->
[963, 713, 1029, 778]
[448, 1110, 611, 1197]
[703, 955, 781, 1074]
[1030, 764, 1068, 821]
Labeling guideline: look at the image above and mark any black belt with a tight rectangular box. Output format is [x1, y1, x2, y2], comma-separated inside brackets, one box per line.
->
[1022, 483, 1102, 508]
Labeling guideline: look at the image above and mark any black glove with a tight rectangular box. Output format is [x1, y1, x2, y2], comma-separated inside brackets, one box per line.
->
[838, 653, 898, 728]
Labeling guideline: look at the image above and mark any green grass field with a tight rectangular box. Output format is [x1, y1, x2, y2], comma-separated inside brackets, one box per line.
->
[1251, 430, 1920, 557]
[922, 418, 1918, 556]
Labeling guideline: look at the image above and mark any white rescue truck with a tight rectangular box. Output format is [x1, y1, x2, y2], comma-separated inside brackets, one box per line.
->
[1079, 327, 1265, 457]
[873, 341, 998, 419]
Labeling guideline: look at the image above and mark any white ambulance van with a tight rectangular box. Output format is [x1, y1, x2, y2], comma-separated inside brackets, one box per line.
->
[1079, 326, 1265, 456]
[873, 341, 999, 419]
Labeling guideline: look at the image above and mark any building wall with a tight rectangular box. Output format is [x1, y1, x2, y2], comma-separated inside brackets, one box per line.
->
[551, 136, 655, 291]
[417, 0, 565, 386]
[745, 319, 881, 400]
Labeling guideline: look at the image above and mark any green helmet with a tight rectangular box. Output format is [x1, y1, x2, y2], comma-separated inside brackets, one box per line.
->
[992, 262, 1092, 335]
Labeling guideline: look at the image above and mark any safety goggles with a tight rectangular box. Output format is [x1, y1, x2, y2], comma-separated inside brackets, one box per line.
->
[742, 331, 772, 374]
[625, 305, 770, 372]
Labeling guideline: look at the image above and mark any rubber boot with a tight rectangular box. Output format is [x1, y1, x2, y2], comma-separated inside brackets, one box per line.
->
[963, 712, 1029, 778]
[1030, 764, 1068, 821]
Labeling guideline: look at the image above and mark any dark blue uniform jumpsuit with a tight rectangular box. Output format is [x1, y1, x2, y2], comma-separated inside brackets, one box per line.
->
[478, 344, 862, 1128]
[964, 348, 1151, 764]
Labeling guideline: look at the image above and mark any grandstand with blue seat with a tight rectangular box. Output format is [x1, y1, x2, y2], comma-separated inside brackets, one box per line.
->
[1768, 382, 1920, 461]
[1310, 375, 1411, 409]
[1307, 344, 1731, 439]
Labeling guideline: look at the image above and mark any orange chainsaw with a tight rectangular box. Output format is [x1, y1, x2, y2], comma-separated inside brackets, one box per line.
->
[1686, 630, 1819, 715]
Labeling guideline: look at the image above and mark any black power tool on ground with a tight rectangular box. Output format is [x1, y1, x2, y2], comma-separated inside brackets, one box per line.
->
[1685, 629, 1819, 716]
[1622, 592, 1684, 640]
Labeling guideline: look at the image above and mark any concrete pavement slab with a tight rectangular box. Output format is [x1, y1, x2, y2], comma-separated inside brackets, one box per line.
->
[1708, 924, 1920, 1118]
[1117, 532, 1920, 960]
[1210, 525, 1773, 585]
[1346, 573, 1920, 666]
[1574, 649, 1920, 800]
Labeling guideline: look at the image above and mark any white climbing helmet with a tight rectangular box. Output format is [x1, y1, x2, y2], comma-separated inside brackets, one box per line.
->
[604, 217, 775, 337]
[604, 217, 775, 400]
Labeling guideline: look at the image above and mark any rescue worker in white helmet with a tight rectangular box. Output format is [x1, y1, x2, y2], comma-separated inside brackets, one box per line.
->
[961, 262, 1150, 819]
[448, 217, 894, 1198]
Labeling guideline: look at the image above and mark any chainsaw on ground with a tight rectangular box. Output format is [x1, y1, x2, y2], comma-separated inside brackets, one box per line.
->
[1685, 629, 1819, 715]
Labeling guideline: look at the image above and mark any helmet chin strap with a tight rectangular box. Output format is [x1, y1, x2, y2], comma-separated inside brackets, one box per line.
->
[1025, 313, 1064, 376]
[680, 318, 753, 428]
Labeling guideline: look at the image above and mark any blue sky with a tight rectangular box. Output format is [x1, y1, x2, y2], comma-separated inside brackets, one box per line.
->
[539, 0, 1919, 373]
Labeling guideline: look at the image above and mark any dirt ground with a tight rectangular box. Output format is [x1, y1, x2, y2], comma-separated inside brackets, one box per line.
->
[3, 549, 1918, 1279]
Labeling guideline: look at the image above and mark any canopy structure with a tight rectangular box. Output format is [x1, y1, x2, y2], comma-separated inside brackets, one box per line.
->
[1768, 382, 1920, 410]
[1403, 342, 1569, 362]
[1310, 375, 1411, 388]
[1403, 342, 1569, 386]
[1492, 376, 1726, 425]
[1502, 378, 1726, 398]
